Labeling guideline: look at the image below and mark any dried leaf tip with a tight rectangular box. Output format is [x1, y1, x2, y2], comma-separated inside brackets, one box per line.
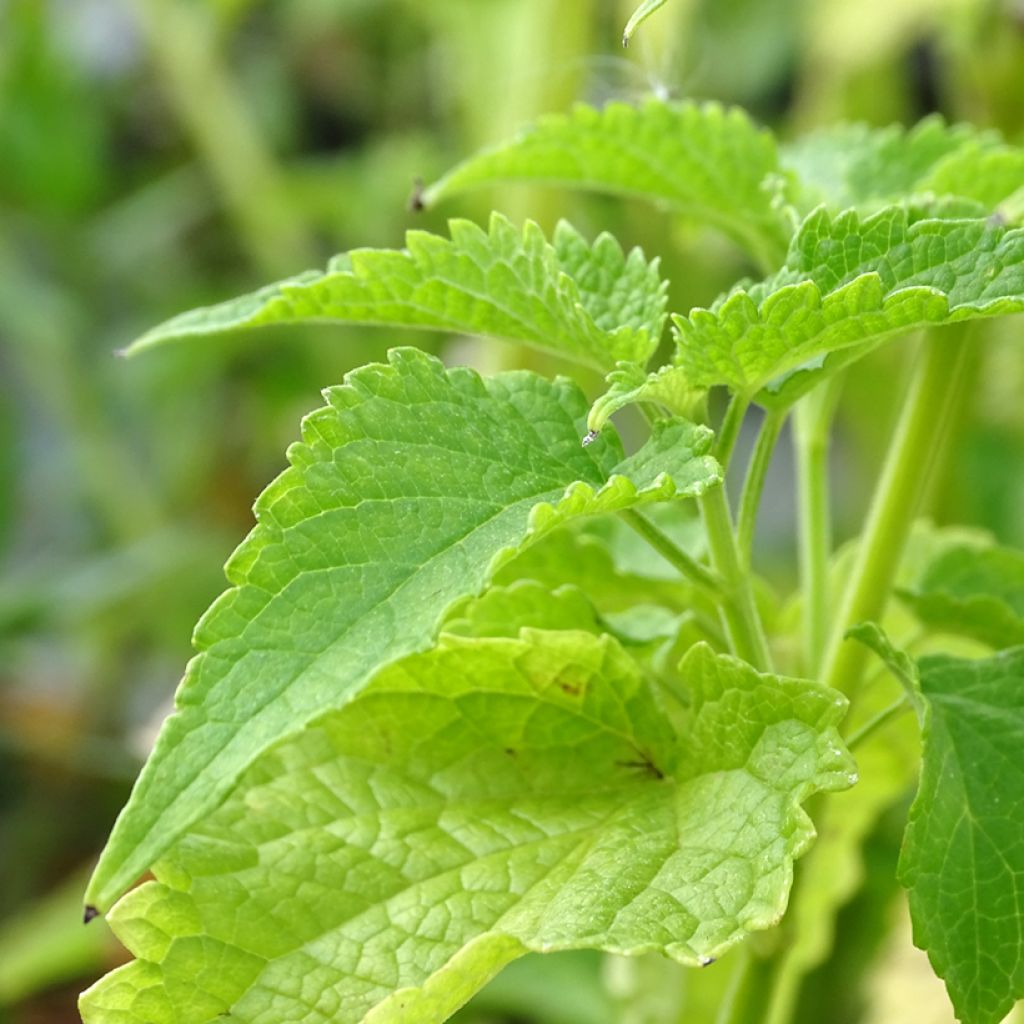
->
[408, 178, 426, 213]
[581, 429, 600, 447]
[83, 905, 100, 924]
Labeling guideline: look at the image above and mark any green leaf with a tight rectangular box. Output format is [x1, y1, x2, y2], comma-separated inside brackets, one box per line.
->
[587, 363, 705, 435]
[124, 214, 666, 372]
[900, 646, 1024, 1024]
[81, 636, 854, 1024]
[622, 0, 668, 46]
[898, 542, 1024, 649]
[781, 117, 993, 212]
[84, 347, 721, 913]
[443, 580, 606, 639]
[672, 207, 1024, 407]
[422, 100, 793, 269]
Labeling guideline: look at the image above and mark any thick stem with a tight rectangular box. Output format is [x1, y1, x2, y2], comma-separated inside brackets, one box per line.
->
[737, 408, 787, 567]
[700, 484, 773, 671]
[620, 509, 722, 596]
[794, 377, 843, 675]
[822, 332, 969, 693]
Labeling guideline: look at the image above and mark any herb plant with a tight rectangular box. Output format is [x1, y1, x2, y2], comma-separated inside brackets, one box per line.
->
[79, 87, 1024, 1024]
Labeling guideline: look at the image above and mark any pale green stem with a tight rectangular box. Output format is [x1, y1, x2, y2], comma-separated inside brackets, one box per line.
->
[846, 696, 912, 751]
[736, 408, 787, 567]
[794, 376, 844, 675]
[700, 484, 773, 672]
[714, 945, 778, 1024]
[714, 393, 750, 470]
[822, 333, 970, 693]
[620, 509, 723, 596]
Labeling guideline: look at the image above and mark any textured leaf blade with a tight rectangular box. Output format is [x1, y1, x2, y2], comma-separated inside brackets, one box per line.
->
[673, 207, 1024, 406]
[84, 348, 721, 913]
[899, 543, 1024, 649]
[81, 636, 854, 1024]
[422, 100, 793, 268]
[587, 362, 704, 434]
[900, 647, 1024, 1024]
[125, 215, 665, 371]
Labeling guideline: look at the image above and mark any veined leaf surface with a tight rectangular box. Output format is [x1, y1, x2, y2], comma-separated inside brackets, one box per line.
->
[672, 207, 1024, 407]
[899, 542, 1024, 649]
[125, 215, 666, 372]
[422, 100, 793, 269]
[84, 348, 721, 913]
[81, 636, 854, 1024]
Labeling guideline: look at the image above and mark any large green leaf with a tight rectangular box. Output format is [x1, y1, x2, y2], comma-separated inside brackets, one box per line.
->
[905, 649, 1024, 1024]
[672, 207, 1024, 407]
[81, 635, 854, 1024]
[899, 542, 1024, 649]
[124, 215, 666, 371]
[422, 100, 793, 269]
[781, 117, 998, 213]
[84, 348, 720, 913]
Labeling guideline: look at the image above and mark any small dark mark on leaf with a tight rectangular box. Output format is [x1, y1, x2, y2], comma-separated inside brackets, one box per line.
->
[989, 210, 1008, 227]
[504, 748, 517, 757]
[408, 178, 426, 213]
[699, 956, 715, 967]
[83, 905, 100, 924]
[616, 756, 665, 780]
[582, 429, 600, 447]
[559, 681, 582, 696]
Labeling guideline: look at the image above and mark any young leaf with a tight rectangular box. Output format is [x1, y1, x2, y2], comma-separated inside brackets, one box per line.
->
[81, 635, 854, 1024]
[622, 0, 668, 46]
[901, 646, 1024, 1024]
[898, 542, 1024, 649]
[587, 363, 705, 435]
[124, 215, 666, 372]
[672, 207, 1024, 408]
[422, 100, 793, 269]
[84, 348, 721, 914]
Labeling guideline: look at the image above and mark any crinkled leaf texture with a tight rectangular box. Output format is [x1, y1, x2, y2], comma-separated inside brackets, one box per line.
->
[422, 100, 793, 269]
[84, 347, 721, 914]
[902, 646, 1024, 1024]
[125, 215, 666, 372]
[587, 363, 704, 434]
[899, 542, 1024, 650]
[80, 637, 854, 1024]
[672, 207, 1024, 408]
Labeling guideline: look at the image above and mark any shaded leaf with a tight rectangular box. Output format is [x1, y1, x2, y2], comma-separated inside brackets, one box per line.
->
[125, 215, 666, 371]
[81, 636, 854, 1024]
[84, 348, 721, 913]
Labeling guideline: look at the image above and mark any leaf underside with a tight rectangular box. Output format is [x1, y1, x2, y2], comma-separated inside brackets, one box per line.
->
[125, 215, 667, 372]
[84, 347, 721, 913]
[672, 206, 1024, 407]
[81, 638, 854, 1024]
[901, 647, 1024, 1024]
[422, 100, 792, 269]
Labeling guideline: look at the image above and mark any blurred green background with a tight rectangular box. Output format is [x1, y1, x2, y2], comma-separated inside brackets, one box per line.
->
[1, 1, 1022, 1022]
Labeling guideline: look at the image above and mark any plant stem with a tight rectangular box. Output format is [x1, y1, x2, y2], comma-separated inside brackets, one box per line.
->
[714, 945, 778, 1024]
[737, 408, 786, 567]
[846, 697, 912, 750]
[794, 376, 844, 675]
[700, 484, 773, 671]
[620, 510, 722, 596]
[821, 332, 969, 693]
[715, 393, 750, 470]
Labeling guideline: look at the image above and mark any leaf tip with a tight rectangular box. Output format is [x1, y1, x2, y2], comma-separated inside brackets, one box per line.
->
[581, 429, 600, 447]
[83, 905, 100, 924]
[408, 177, 427, 213]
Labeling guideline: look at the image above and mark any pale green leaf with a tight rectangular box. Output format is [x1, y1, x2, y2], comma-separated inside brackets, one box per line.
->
[587, 363, 705, 434]
[622, 0, 668, 46]
[672, 207, 1024, 407]
[900, 646, 1024, 1024]
[920, 142, 1024, 215]
[422, 100, 793, 269]
[84, 348, 721, 913]
[124, 215, 665, 371]
[81, 635, 854, 1024]
[899, 542, 1024, 649]
[443, 580, 606, 639]
[781, 117, 995, 212]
